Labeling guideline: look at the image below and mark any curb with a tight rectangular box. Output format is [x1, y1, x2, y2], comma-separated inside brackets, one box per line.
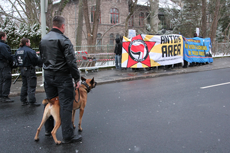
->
[9, 64, 230, 97]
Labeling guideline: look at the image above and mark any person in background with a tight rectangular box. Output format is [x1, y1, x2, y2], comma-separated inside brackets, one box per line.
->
[15, 38, 42, 106]
[39, 15, 82, 144]
[0, 31, 14, 103]
[114, 37, 122, 70]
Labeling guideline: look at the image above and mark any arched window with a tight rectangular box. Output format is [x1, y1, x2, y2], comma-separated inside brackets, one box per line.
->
[97, 33, 102, 50]
[110, 8, 119, 24]
[139, 12, 145, 27]
[146, 12, 150, 24]
[110, 33, 114, 45]
[91, 6, 101, 23]
[128, 15, 134, 26]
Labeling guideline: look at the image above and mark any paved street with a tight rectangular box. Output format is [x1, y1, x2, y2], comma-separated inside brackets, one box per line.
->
[1, 68, 230, 153]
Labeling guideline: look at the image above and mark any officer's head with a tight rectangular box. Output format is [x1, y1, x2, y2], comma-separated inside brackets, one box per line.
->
[0, 31, 7, 42]
[53, 16, 65, 34]
[20, 38, 30, 47]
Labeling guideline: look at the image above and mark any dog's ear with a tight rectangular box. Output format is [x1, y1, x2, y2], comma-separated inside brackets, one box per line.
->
[90, 77, 94, 84]
[81, 76, 86, 81]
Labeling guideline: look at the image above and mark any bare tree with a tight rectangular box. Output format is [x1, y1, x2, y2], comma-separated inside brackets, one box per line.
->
[201, 0, 207, 38]
[46, 0, 70, 30]
[150, 0, 159, 34]
[0, 0, 69, 30]
[210, 0, 220, 50]
[124, 0, 138, 37]
[83, 0, 101, 53]
[76, 0, 83, 49]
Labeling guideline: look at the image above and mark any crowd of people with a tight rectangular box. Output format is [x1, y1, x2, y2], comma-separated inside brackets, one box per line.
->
[0, 15, 82, 144]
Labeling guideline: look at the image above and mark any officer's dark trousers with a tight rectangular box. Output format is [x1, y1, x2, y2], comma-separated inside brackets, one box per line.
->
[20, 67, 37, 103]
[0, 65, 12, 97]
[44, 70, 74, 140]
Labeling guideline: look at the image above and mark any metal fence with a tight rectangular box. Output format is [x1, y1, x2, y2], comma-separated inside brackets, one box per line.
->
[11, 45, 116, 76]
[11, 42, 230, 76]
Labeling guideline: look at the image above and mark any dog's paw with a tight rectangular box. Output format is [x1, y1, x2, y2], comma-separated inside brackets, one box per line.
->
[34, 138, 39, 141]
[78, 129, 83, 132]
[56, 140, 62, 145]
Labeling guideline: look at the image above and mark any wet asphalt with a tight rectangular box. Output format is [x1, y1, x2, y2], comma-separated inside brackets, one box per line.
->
[1, 57, 230, 152]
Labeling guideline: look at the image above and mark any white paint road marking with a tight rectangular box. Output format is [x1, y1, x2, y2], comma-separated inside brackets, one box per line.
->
[201, 82, 230, 89]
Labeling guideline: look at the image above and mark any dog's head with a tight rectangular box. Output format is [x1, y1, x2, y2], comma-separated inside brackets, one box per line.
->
[81, 76, 97, 92]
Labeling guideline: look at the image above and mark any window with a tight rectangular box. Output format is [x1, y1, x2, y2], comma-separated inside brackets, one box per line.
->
[146, 12, 150, 24]
[110, 8, 119, 24]
[139, 12, 145, 27]
[97, 33, 102, 50]
[110, 33, 114, 45]
[91, 6, 101, 23]
[128, 15, 134, 26]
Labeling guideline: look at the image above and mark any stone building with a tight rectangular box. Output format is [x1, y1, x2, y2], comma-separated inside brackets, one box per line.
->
[57, 0, 176, 48]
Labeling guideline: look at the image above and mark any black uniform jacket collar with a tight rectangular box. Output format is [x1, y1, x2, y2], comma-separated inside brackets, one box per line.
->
[51, 28, 63, 34]
[0, 40, 6, 44]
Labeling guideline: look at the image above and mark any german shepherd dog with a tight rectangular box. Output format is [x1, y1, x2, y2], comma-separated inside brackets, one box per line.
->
[34, 77, 97, 144]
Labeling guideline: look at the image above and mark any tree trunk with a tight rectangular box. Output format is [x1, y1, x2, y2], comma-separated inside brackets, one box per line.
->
[210, 0, 220, 53]
[150, 0, 159, 34]
[83, 0, 101, 54]
[76, 0, 83, 50]
[124, 0, 138, 37]
[201, 0, 207, 38]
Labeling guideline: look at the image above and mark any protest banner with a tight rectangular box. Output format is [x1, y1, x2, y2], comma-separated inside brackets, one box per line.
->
[122, 34, 183, 68]
[184, 37, 213, 63]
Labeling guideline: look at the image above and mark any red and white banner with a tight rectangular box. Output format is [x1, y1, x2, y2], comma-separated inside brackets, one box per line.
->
[122, 34, 184, 68]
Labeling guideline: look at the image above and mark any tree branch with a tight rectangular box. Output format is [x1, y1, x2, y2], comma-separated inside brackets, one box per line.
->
[7, 0, 26, 22]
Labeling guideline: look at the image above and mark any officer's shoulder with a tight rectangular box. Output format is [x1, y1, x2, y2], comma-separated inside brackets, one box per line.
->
[62, 34, 68, 39]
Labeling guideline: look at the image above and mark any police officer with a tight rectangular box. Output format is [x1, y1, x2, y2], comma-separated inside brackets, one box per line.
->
[0, 31, 14, 103]
[39, 16, 82, 144]
[15, 38, 41, 106]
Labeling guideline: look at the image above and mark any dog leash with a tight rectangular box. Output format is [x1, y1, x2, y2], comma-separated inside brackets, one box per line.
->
[74, 81, 91, 103]
[74, 88, 80, 103]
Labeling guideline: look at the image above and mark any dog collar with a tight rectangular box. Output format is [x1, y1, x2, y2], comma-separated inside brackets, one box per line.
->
[81, 81, 90, 93]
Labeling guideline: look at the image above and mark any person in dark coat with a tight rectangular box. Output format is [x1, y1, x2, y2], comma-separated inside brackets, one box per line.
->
[39, 15, 82, 144]
[15, 38, 42, 106]
[0, 31, 14, 103]
[114, 37, 122, 70]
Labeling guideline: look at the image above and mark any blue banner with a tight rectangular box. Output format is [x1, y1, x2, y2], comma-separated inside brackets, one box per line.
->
[183, 37, 213, 63]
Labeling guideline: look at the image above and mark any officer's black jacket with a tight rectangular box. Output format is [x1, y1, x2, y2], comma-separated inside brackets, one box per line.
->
[39, 28, 80, 82]
[0, 40, 13, 67]
[15, 46, 41, 67]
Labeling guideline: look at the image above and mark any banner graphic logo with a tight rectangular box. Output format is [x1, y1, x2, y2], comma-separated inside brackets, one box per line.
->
[129, 39, 149, 62]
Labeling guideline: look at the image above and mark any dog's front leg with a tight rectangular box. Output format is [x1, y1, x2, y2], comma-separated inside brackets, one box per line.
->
[72, 110, 76, 128]
[78, 108, 84, 132]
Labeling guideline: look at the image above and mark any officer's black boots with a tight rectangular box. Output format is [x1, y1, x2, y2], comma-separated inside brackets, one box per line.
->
[62, 135, 82, 144]
[29, 102, 41, 107]
[1, 97, 14, 103]
[21, 101, 29, 106]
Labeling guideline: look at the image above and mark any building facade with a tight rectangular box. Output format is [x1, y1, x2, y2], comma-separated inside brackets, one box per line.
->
[58, 0, 173, 48]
